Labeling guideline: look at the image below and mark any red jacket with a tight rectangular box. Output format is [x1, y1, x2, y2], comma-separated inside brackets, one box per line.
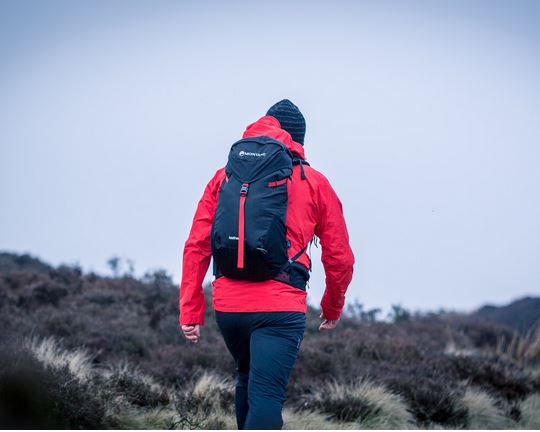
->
[179, 116, 355, 325]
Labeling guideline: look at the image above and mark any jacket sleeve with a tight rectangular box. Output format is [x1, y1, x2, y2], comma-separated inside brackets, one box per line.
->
[314, 175, 355, 321]
[179, 167, 225, 326]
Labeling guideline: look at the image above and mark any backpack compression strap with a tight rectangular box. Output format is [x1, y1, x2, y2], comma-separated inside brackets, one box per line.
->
[237, 182, 249, 269]
[288, 247, 307, 264]
[276, 246, 307, 274]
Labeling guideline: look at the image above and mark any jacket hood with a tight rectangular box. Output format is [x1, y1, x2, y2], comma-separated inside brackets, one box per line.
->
[242, 116, 306, 160]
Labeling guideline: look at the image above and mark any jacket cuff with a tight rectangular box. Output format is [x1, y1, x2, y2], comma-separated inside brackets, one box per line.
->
[180, 313, 205, 326]
[321, 305, 342, 321]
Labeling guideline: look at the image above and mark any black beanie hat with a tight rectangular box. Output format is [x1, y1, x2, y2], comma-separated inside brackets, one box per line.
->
[266, 99, 306, 145]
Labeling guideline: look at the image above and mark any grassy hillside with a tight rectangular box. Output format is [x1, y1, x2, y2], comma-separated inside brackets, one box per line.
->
[475, 297, 540, 334]
[0, 252, 539, 429]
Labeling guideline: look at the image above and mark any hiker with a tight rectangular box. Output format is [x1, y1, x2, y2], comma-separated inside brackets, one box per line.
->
[179, 99, 355, 430]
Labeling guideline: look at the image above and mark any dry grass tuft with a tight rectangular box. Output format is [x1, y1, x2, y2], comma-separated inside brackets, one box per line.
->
[110, 406, 177, 429]
[305, 378, 415, 429]
[496, 325, 540, 367]
[104, 362, 169, 396]
[187, 371, 235, 413]
[444, 340, 479, 357]
[518, 393, 540, 429]
[283, 408, 357, 430]
[461, 387, 513, 429]
[24, 336, 93, 382]
[191, 370, 234, 399]
[171, 371, 237, 429]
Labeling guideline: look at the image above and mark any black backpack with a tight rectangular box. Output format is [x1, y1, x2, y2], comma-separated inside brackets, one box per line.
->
[211, 136, 308, 284]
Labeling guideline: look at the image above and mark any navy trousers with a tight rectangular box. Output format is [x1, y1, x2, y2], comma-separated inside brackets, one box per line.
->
[215, 311, 306, 430]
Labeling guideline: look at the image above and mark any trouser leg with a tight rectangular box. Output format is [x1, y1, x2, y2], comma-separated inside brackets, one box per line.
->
[235, 372, 249, 429]
[243, 312, 306, 430]
[215, 311, 252, 430]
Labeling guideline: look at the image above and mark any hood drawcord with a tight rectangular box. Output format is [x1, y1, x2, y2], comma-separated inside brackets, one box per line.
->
[293, 156, 309, 180]
[299, 160, 305, 180]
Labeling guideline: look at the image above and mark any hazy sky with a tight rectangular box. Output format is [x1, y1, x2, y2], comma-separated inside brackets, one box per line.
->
[1, 0, 539, 314]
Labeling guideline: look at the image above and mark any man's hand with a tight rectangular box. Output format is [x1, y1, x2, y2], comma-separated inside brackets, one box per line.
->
[181, 324, 201, 343]
[318, 312, 339, 331]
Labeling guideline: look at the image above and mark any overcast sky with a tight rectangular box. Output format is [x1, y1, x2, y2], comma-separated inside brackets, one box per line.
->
[1, 0, 539, 314]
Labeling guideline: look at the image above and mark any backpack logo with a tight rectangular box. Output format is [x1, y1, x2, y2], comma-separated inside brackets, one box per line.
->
[239, 150, 266, 157]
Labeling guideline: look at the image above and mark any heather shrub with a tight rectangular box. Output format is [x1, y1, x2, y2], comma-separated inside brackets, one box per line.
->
[1, 252, 540, 429]
[0, 252, 51, 273]
[383, 369, 468, 427]
[100, 363, 171, 408]
[452, 355, 532, 400]
[0, 341, 115, 429]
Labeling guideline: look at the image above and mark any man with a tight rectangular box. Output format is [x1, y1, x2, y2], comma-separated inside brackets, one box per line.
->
[180, 99, 355, 429]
